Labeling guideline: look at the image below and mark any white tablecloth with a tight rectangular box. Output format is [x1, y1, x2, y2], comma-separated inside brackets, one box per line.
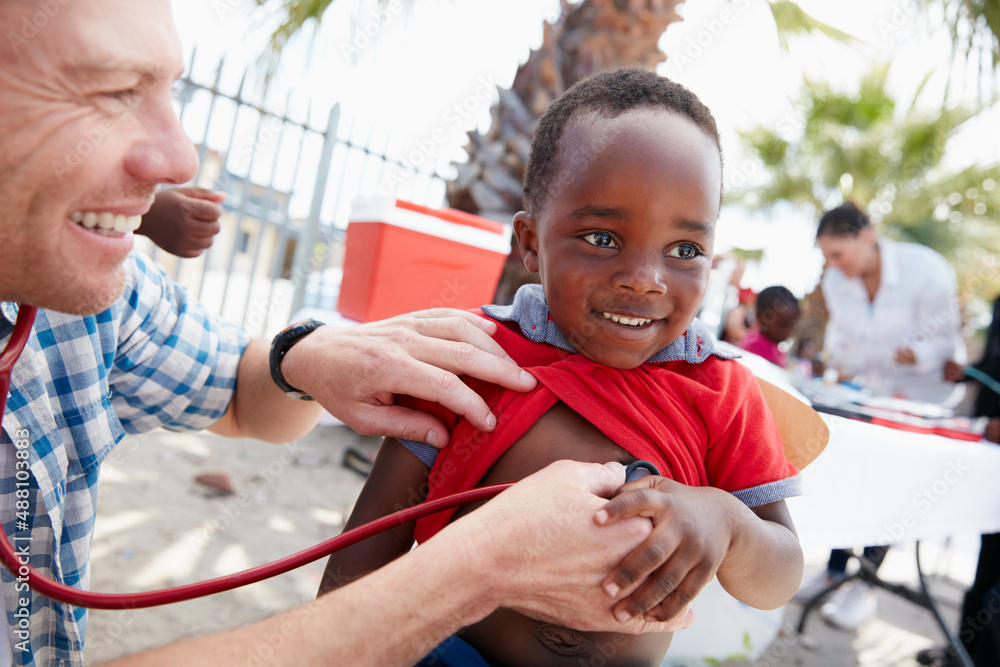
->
[787, 414, 1000, 548]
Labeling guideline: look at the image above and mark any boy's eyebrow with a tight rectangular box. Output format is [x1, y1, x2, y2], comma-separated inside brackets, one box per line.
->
[568, 206, 715, 235]
[568, 205, 630, 221]
[677, 219, 714, 235]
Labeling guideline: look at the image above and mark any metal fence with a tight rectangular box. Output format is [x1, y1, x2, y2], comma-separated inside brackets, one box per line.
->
[140, 50, 452, 337]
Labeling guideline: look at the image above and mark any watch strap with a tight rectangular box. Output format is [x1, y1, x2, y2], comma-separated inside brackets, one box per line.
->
[269, 319, 324, 400]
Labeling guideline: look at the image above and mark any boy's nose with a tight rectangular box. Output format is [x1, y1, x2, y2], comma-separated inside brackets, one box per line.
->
[612, 251, 667, 294]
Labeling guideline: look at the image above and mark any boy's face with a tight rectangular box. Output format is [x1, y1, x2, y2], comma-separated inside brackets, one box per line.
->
[515, 108, 722, 369]
[759, 307, 800, 345]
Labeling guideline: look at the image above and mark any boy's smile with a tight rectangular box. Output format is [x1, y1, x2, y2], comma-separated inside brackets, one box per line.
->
[514, 108, 722, 369]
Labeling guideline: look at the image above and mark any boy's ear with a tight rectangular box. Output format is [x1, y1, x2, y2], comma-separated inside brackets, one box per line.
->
[513, 211, 540, 273]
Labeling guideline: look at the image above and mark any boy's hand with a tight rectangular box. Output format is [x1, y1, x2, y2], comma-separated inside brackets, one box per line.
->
[139, 187, 226, 258]
[463, 461, 695, 635]
[595, 477, 739, 623]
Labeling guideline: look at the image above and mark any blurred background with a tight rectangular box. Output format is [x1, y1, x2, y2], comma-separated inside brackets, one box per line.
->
[155, 0, 1000, 361]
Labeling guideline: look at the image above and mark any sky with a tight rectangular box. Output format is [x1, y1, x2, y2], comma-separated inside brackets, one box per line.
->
[171, 0, 997, 298]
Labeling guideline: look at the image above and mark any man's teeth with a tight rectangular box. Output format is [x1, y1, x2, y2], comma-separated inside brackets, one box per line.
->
[70, 211, 142, 235]
[602, 312, 652, 327]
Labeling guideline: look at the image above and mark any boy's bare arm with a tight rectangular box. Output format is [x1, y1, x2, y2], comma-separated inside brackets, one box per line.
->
[318, 437, 429, 595]
[594, 479, 803, 623]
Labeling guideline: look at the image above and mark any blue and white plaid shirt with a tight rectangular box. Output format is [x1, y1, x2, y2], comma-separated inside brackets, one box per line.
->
[0, 252, 248, 665]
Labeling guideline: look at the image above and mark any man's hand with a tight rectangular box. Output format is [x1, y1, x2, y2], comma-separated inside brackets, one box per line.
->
[280, 309, 537, 447]
[943, 360, 966, 383]
[595, 476, 738, 624]
[446, 460, 695, 634]
[894, 347, 917, 365]
[139, 187, 226, 258]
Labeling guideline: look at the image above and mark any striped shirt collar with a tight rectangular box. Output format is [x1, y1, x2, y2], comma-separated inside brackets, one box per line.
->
[481, 284, 738, 365]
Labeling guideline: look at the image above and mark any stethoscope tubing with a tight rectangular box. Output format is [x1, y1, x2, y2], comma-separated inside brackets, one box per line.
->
[0, 306, 655, 610]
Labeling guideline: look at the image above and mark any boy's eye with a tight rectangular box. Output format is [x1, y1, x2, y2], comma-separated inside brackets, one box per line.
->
[582, 232, 617, 248]
[668, 243, 701, 259]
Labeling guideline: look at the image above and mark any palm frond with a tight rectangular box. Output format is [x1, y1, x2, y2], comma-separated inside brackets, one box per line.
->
[767, 0, 860, 51]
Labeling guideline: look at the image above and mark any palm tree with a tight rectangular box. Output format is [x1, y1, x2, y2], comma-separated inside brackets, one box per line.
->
[732, 64, 1000, 349]
[252, 0, 854, 301]
[252, 0, 999, 318]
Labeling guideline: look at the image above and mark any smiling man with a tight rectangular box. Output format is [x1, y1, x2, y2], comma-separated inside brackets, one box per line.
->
[0, 2, 697, 665]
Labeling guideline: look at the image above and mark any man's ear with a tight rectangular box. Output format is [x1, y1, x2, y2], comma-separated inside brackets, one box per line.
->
[513, 211, 540, 273]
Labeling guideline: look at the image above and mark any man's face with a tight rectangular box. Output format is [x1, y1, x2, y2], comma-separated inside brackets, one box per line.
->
[0, 0, 197, 314]
[514, 108, 721, 369]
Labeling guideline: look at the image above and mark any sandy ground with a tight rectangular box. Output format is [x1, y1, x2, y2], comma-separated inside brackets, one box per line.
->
[82, 423, 974, 666]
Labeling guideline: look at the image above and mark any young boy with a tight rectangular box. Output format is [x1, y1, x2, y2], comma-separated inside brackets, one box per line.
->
[319, 68, 804, 666]
[740, 285, 802, 368]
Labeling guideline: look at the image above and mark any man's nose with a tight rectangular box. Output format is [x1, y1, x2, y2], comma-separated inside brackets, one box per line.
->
[123, 94, 199, 185]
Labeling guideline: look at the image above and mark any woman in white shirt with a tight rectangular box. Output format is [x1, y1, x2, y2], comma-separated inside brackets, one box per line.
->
[817, 201, 966, 407]
[796, 201, 967, 632]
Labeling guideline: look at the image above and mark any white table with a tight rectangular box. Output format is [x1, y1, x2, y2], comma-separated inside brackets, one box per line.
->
[788, 414, 1000, 549]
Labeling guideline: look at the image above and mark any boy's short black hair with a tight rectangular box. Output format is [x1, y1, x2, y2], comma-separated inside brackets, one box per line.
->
[522, 66, 722, 215]
[756, 286, 800, 319]
[816, 201, 871, 239]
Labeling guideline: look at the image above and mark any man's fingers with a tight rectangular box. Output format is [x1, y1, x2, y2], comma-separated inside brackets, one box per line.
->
[399, 319, 538, 395]
[386, 358, 501, 434]
[345, 403, 451, 447]
[403, 308, 498, 334]
[406, 314, 511, 361]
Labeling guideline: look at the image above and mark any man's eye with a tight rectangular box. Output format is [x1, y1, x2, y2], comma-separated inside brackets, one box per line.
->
[668, 243, 701, 259]
[582, 232, 617, 248]
[102, 88, 141, 107]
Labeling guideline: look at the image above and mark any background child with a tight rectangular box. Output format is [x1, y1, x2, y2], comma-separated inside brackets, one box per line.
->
[740, 285, 801, 368]
[319, 67, 804, 667]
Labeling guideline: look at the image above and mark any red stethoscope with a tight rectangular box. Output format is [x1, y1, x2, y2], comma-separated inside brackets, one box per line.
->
[0, 305, 511, 609]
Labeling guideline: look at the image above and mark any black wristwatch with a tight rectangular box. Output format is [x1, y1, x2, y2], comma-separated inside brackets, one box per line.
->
[269, 319, 324, 400]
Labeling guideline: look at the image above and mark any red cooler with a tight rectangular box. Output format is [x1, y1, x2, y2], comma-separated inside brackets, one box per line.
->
[337, 198, 511, 322]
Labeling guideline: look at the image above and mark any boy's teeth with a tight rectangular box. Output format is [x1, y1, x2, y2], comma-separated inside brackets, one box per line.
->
[71, 211, 142, 234]
[602, 312, 652, 327]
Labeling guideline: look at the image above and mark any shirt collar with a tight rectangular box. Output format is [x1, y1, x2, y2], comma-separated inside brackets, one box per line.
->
[481, 284, 738, 364]
[878, 237, 900, 287]
[0, 302, 18, 326]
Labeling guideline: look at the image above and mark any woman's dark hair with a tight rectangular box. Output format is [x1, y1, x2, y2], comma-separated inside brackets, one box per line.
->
[816, 201, 871, 239]
[522, 66, 721, 215]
